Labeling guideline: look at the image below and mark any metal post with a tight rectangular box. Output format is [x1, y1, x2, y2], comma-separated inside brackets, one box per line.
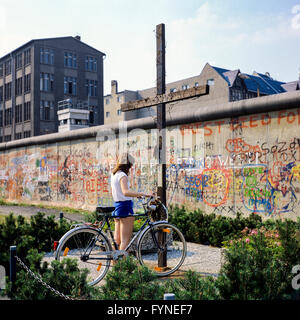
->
[59, 212, 64, 222]
[156, 23, 167, 269]
[9, 246, 16, 287]
[164, 293, 175, 300]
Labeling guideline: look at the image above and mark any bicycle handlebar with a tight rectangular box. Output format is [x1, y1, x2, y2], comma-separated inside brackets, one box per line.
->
[140, 195, 157, 207]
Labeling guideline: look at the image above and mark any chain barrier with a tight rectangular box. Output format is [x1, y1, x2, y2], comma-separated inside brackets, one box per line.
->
[14, 255, 74, 300]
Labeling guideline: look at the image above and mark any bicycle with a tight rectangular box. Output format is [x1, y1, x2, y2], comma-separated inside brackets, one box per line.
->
[54, 197, 187, 286]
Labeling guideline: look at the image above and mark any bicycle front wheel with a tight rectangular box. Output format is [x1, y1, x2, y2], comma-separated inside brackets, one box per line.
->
[137, 223, 186, 277]
[55, 227, 112, 286]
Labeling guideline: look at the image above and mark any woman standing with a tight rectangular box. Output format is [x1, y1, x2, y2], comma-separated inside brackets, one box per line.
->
[111, 153, 152, 251]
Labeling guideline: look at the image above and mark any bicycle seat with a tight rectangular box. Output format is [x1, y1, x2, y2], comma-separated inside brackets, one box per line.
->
[96, 206, 115, 214]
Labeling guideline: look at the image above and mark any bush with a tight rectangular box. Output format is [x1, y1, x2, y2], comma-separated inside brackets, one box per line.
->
[5, 249, 98, 300]
[98, 256, 164, 300]
[163, 270, 220, 300]
[0, 212, 71, 274]
[168, 205, 263, 247]
[217, 219, 300, 300]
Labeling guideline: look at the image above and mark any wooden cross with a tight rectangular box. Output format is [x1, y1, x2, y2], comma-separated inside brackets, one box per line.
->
[121, 23, 209, 269]
[121, 23, 209, 206]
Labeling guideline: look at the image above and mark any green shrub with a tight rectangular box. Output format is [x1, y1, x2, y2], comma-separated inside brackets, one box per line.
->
[98, 256, 164, 300]
[5, 249, 98, 300]
[0, 212, 71, 274]
[168, 205, 264, 247]
[163, 270, 220, 300]
[217, 219, 300, 300]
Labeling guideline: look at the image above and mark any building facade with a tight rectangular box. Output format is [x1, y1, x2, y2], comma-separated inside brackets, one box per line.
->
[104, 63, 298, 123]
[0, 36, 105, 142]
[104, 80, 138, 124]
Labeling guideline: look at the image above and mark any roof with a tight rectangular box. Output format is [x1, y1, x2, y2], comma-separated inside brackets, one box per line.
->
[0, 36, 105, 60]
[211, 65, 286, 95]
[281, 81, 300, 92]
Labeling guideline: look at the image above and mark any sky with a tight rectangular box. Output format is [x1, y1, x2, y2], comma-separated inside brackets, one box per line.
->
[0, 0, 300, 95]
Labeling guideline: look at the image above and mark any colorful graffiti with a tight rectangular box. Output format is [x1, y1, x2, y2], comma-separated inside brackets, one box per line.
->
[0, 108, 299, 219]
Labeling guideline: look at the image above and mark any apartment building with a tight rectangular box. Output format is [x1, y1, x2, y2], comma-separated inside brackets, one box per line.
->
[0, 36, 105, 142]
[104, 62, 297, 123]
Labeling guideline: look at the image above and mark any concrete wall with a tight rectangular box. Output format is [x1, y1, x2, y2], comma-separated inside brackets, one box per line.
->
[0, 91, 300, 220]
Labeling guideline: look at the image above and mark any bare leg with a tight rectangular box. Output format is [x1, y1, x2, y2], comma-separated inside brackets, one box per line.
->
[114, 218, 121, 247]
[119, 216, 134, 250]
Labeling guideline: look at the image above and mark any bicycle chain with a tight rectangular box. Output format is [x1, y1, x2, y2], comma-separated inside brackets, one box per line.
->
[15, 255, 74, 300]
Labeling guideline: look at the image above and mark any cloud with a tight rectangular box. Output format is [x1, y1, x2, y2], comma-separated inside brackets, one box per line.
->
[164, 2, 300, 82]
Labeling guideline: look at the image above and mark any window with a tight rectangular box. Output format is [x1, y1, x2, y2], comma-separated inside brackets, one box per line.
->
[24, 48, 31, 65]
[40, 100, 54, 120]
[15, 104, 22, 123]
[89, 110, 94, 124]
[0, 86, 3, 102]
[64, 77, 77, 95]
[15, 132, 22, 140]
[117, 96, 122, 103]
[117, 109, 122, 116]
[106, 111, 110, 118]
[181, 84, 189, 90]
[0, 64, 3, 77]
[195, 82, 199, 87]
[40, 73, 54, 92]
[4, 135, 11, 142]
[85, 79, 98, 97]
[64, 52, 77, 68]
[40, 48, 54, 65]
[15, 77, 22, 96]
[170, 88, 177, 93]
[24, 102, 31, 121]
[4, 60, 11, 75]
[15, 53, 23, 70]
[24, 130, 31, 138]
[105, 98, 110, 104]
[207, 79, 215, 86]
[85, 56, 97, 72]
[24, 74, 31, 93]
[4, 82, 12, 100]
[4, 108, 12, 125]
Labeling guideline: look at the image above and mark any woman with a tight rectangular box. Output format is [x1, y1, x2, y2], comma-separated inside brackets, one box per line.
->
[111, 153, 152, 251]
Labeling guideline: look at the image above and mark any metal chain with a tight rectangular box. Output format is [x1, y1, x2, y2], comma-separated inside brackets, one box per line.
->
[15, 255, 74, 300]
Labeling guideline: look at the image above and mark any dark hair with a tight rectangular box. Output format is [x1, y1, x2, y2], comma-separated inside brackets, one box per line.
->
[112, 153, 135, 175]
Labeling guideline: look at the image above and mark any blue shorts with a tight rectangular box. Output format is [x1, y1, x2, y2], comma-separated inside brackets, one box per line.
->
[112, 200, 134, 218]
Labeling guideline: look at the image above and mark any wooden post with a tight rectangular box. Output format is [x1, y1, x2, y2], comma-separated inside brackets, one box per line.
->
[156, 23, 167, 269]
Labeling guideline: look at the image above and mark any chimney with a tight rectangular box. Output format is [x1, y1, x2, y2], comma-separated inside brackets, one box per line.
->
[75, 35, 81, 41]
[111, 80, 118, 94]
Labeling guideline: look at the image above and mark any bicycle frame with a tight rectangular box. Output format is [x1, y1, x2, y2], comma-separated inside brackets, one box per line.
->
[58, 197, 167, 263]
[99, 213, 153, 252]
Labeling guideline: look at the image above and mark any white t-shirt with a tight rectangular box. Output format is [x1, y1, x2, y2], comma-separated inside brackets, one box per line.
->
[111, 170, 132, 202]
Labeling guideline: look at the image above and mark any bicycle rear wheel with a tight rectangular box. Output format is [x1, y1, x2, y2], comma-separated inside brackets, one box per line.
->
[137, 223, 186, 277]
[55, 227, 112, 286]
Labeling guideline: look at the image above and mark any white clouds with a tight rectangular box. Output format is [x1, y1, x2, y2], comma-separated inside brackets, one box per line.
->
[163, 2, 300, 83]
[291, 5, 300, 29]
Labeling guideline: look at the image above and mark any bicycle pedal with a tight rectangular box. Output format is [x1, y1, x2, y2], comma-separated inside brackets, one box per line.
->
[112, 250, 129, 260]
[154, 266, 171, 272]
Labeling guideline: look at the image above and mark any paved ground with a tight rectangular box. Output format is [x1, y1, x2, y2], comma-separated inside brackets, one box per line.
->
[0, 204, 86, 222]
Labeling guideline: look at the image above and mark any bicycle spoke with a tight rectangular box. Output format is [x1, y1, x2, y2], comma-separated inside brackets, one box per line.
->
[137, 223, 186, 276]
[56, 228, 112, 286]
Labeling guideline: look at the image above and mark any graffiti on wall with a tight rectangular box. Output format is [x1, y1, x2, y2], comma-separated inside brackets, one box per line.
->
[0, 108, 299, 219]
